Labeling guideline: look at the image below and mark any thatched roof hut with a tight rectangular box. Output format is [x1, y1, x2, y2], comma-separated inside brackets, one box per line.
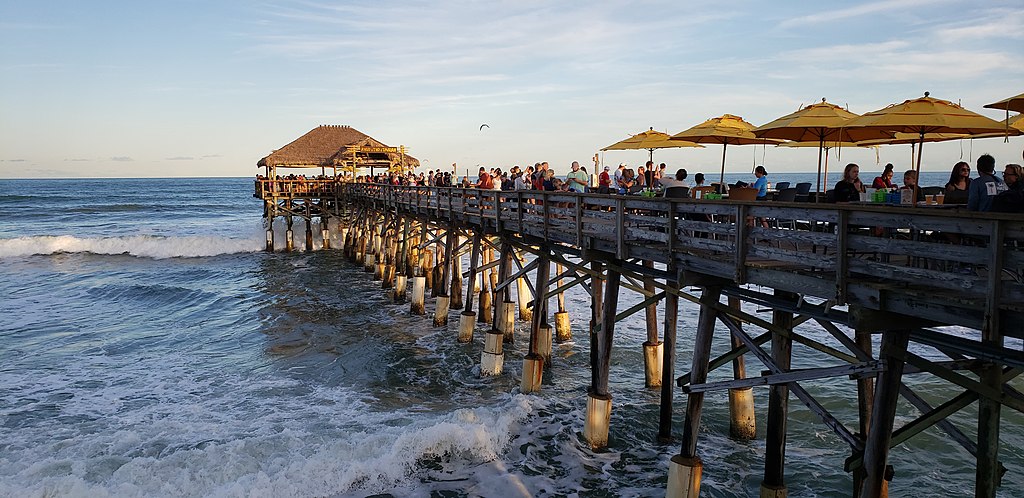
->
[258, 125, 419, 174]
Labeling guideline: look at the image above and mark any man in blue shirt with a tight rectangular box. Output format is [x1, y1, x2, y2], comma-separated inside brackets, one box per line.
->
[967, 154, 1006, 211]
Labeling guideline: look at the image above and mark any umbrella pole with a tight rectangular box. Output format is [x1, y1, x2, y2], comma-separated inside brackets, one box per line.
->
[914, 134, 924, 202]
[720, 143, 728, 192]
[649, 148, 654, 164]
[824, 147, 831, 189]
[816, 137, 824, 201]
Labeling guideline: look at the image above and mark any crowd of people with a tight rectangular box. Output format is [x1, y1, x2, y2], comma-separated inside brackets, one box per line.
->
[831, 155, 1022, 212]
[340, 160, 715, 197]
[255, 155, 1022, 213]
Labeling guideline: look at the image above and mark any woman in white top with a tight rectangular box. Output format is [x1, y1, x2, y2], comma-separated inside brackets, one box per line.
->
[659, 168, 690, 189]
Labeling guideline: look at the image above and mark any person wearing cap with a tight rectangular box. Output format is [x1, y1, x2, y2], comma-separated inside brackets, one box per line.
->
[566, 161, 589, 193]
[599, 165, 613, 194]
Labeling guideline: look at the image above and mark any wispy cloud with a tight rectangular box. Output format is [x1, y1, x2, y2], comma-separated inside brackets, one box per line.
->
[110, 156, 134, 162]
[165, 156, 194, 161]
[64, 158, 91, 162]
[778, 0, 951, 29]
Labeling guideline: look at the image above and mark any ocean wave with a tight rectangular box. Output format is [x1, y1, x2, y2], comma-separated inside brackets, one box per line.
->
[0, 234, 263, 259]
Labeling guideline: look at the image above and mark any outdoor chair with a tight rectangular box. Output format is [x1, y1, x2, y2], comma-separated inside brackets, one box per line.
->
[775, 187, 798, 202]
[691, 186, 716, 199]
[794, 182, 812, 202]
[775, 181, 791, 190]
[921, 186, 944, 196]
[664, 186, 689, 198]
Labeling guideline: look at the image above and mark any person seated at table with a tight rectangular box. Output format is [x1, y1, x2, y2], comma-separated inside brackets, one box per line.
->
[659, 168, 689, 189]
[693, 173, 706, 187]
[944, 161, 971, 205]
[872, 163, 897, 189]
[618, 169, 636, 194]
[993, 163, 1024, 213]
[752, 165, 769, 200]
[635, 166, 648, 189]
[834, 163, 865, 202]
[900, 170, 924, 202]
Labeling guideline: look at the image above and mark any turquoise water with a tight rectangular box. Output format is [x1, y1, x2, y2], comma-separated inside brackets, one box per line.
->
[0, 178, 1020, 497]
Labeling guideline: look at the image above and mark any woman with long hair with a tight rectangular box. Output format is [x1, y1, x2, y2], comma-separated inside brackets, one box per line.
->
[944, 161, 971, 205]
[834, 163, 865, 202]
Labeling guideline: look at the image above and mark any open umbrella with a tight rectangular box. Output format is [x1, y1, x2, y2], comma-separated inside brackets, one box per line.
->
[844, 93, 1010, 200]
[602, 127, 703, 163]
[754, 99, 893, 195]
[984, 92, 1024, 114]
[670, 114, 779, 190]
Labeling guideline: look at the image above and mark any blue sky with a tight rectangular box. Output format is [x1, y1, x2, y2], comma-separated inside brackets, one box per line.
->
[1, 0, 1022, 178]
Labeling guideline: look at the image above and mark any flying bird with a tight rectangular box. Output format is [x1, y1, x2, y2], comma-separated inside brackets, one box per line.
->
[479, 124, 490, 131]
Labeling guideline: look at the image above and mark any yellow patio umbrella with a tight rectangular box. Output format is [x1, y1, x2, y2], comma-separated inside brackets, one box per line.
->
[754, 99, 893, 195]
[843, 93, 1009, 200]
[984, 92, 1024, 114]
[670, 114, 780, 189]
[968, 113, 1024, 139]
[602, 127, 703, 163]
[857, 132, 972, 167]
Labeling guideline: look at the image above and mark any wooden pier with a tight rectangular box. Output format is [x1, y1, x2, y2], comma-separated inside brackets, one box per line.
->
[257, 179, 1023, 497]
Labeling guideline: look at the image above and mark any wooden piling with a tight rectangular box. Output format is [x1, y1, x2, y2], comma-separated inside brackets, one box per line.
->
[859, 329, 910, 498]
[761, 290, 795, 496]
[586, 262, 618, 450]
[410, 275, 426, 315]
[658, 268, 679, 443]
[643, 261, 661, 388]
[728, 296, 757, 440]
[522, 251, 551, 394]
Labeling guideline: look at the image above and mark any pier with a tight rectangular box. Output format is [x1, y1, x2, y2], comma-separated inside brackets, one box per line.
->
[256, 179, 1023, 497]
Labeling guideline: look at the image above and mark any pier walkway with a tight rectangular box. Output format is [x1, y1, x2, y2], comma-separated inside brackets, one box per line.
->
[257, 180, 1023, 497]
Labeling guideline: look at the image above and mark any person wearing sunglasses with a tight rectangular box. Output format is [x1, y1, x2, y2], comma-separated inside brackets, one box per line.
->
[993, 163, 1024, 213]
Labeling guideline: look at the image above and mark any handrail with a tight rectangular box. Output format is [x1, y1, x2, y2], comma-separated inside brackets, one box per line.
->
[262, 183, 1024, 334]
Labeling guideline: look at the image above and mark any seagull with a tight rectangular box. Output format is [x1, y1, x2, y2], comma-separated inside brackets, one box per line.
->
[479, 124, 490, 131]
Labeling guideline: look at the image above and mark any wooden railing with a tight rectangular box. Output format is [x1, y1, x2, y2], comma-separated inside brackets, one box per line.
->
[254, 179, 342, 198]
[273, 183, 1024, 335]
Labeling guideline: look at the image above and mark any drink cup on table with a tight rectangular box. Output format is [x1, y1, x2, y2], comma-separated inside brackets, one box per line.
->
[925, 194, 934, 205]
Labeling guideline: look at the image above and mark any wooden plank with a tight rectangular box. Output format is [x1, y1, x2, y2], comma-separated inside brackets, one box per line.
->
[682, 361, 885, 393]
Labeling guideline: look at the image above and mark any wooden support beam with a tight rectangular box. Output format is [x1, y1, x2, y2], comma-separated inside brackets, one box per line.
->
[679, 285, 722, 459]
[659, 268, 679, 443]
[594, 264, 620, 398]
[859, 329, 910, 498]
[684, 361, 885, 394]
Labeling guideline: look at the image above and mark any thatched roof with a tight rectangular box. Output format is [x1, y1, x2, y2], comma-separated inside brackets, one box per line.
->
[258, 125, 419, 171]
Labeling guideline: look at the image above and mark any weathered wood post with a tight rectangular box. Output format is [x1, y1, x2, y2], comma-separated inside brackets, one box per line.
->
[478, 247, 492, 325]
[728, 296, 757, 440]
[522, 250, 551, 393]
[658, 265, 679, 443]
[410, 273, 426, 315]
[321, 215, 330, 250]
[554, 263, 572, 342]
[643, 260, 663, 388]
[667, 285, 722, 498]
[859, 330, 910, 498]
[761, 290, 795, 498]
[450, 238, 464, 311]
[286, 216, 295, 252]
[496, 242, 516, 343]
[585, 261, 615, 450]
[517, 250, 533, 322]
[433, 227, 457, 327]
[304, 218, 314, 251]
[265, 202, 275, 252]
[459, 233, 482, 343]
[853, 327, 875, 495]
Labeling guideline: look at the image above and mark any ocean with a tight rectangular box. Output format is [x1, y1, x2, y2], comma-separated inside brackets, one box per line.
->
[1, 177, 1021, 497]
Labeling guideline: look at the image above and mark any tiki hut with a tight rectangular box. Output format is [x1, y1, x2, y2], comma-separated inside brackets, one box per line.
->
[257, 125, 419, 178]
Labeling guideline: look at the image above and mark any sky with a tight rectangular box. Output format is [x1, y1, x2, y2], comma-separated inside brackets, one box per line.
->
[1, 0, 1022, 179]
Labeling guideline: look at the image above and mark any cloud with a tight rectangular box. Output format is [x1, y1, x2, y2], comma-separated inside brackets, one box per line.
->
[64, 158, 92, 162]
[201, 154, 222, 158]
[165, 156, 195, 161]
[110, 156, 134, 162]
[933, 8, 1024, 41]
[778, 0, 951, 29]
[3, 159, 27, 162]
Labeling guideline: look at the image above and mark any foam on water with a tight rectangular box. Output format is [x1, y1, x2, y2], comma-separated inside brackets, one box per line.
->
[0, 351, 543, 498]
[0, 234, 263, 259]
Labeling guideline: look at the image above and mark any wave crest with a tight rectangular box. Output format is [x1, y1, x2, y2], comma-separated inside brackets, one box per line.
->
[0, 234, 262, 259]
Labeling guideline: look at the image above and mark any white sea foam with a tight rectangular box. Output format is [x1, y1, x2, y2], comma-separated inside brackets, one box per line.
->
[0, 354, 542, 498]
[0, 234, 263, 259]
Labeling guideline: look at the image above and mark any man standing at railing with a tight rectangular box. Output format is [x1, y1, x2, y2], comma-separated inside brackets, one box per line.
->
[566, 161, 589, 193]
